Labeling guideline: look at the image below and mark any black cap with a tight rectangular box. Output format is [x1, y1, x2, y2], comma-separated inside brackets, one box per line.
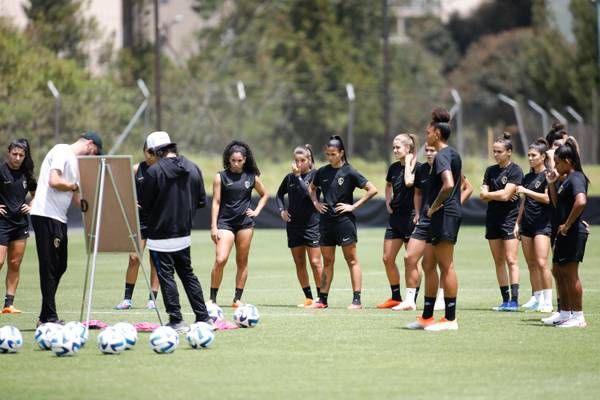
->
[81, 131, 103, 155]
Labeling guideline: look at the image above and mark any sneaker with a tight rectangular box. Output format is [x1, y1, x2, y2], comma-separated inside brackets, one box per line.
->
[376, 299, 401, 309]
[166, 320, 190, 334]
[307, 301, 328, 309]
[2, 305, 22, 314]
[115, 299, 133, 310]
[231, 300, 243, 308]
[492, 302, 510, 311]
[504, 301, 519, 312]
[542, 312, 570, 326]
[297, 298, 314, 308]
[347, 303, 363, 310]
[424, 317, 458, 332]
[521, 296, 537, 309]
[406, 316, 436, 330]
[556, 317, 587, 329]
[391, 301, 416, 311]
[541, 312, 560, 324]
[537, 304, 553, 313]
[434, 300, 445, 311]
[146, 299, 157, 309]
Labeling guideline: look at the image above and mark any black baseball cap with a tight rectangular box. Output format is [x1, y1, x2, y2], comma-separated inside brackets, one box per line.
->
[81, 131, 103, 155]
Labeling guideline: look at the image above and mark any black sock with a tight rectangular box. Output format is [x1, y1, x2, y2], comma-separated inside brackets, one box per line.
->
[415, 286, 421, 303]
[124, 283, 135, 300]
[510, 283, 519, 304]
[233, 288, 244, 302]
[4, 294, 14, 308]
[391, 284, 401, 301]
[444, 297, 457, 321]
[352, 291, 361, 305]
[149, 290, 158, 301]
[422, 296, 436, 319]
[556, 297, 561, 310]
[210, 287, 218, 303]
[302, 286, 313, 300]
[500, 285, 510, 303]
[317, 287, 321, 299]
[319, 292, 328, 305]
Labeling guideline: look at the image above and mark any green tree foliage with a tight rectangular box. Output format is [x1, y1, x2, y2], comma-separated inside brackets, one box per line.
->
[569, 0, 598, 114]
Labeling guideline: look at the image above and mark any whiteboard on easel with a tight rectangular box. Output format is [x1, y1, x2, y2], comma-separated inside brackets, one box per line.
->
[78, 156, 141, 253]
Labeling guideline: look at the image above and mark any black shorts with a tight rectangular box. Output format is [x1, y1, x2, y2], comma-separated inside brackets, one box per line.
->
[519, 222, 551, 238]
[485, 219, 516, 240]
[287, 224, 320, 248]
[0, 220, 29, 246]
[429, 213, 461, 245]
[320, 217, 357, 247]
[217, 220, 255, 233]
[384, 213, 414, 242]
[553, 232, 587, 265]
[410, 216, 431, 242]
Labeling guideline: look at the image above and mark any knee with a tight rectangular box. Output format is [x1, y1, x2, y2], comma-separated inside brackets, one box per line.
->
[309, 257, 322, 269]
[344, 255, 358, 268]
[382, 254, 394, 266]
[214, 256, 228, 268]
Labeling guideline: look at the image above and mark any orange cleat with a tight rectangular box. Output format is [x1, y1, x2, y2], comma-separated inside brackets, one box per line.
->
[376, 299, 402, 309]
[307, 301, 328, 309]
[297, 298, 314, 308]
[2, 305, 22, 314]
[231, 300, 244, 308]
[405, 316, 436, 330]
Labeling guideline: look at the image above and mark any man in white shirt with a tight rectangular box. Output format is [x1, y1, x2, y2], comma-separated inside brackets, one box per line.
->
[31, 132, 102, 325]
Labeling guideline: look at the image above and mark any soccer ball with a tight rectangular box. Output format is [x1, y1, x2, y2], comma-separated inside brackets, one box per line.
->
[64, 321, 88, 347]
[233, 304, 260, 328]
[149, 326, 179, 354]
[0, 325, 23, 353]
[97, 327, 127, 355]
[186, 322, 215, 349]
[113, 322, 138, 350]
[206, 302, 224, 323]
[51, 328, 82, 357]
[34, 323, 62, 350]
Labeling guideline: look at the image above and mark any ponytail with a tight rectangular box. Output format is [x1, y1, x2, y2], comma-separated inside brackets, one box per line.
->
[430, 107, 452, 141]
[326, 135, 348, 163]
[555, 137, 590, 183]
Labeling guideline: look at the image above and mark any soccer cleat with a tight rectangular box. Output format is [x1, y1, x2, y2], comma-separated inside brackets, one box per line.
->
[2, 305, 22, 314]
[492, 302, 510, 311]
[166, 320, 190, 334]
[504, 301, 519, 312]
[542, 312, 570, 326]
[521, 296, 537, 309]
[231, 300, 243, 308]
[307, 301, 328, 309]
[405, 316, 436, 330]
[424, 317, 458, 332]
[556, 317, 587, 329]
[115, 299, 133, 310]
[537, 304, 553, 313]
[297, 298, 314, 308]
[541, 312, 560, 324]
[146, 299, 157, 310]
[391, 301, 416, 311]
[376, 299, 401, 309]
[347, 303, 363, 310]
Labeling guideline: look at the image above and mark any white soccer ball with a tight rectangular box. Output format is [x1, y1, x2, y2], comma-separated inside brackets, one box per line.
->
[186, 322, 215, 349]
[233, 304, 260, 328]
[149, 326, 179, 354]
[206, 302, 224, 323]
[34, 323, 62, 350]
[97, 327, 127, 355]
[113, 322, 138, 350]
[0, 325, 24, 353]
[51, 328, 82, 357]
[64, 321, 89, 347]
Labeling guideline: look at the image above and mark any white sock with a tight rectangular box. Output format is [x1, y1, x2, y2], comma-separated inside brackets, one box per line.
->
[559, 310, 571, 319]
[533, 291, 542, 302]
[436, 288, 444, 302]
[572, 311, 584, 319]
[542, 289, 553, 306]
[405, 288, 416, 304]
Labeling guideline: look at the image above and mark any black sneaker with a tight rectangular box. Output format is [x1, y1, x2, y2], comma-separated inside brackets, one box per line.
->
[166, 320, 189, 334]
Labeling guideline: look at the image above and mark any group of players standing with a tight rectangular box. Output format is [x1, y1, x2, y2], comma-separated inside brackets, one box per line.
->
[0, 106, 590, 331]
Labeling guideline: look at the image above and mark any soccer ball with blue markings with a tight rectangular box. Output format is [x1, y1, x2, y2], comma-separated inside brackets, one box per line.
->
[186, 322, 215, 349]
[149, 326, 179, 354]
[206, 302, 224, 323]
[233, 304, 260, 328]
[51, 328, 82, 357]
[34, 323, 62, 350]
[0, 325, 23, 353]
[64, 321, 88, 347]
[113, 322, 137, 350]
[97, 327, 126, 355]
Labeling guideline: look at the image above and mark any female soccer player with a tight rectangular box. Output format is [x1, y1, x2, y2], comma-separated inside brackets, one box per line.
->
[514, 139, 553, 313]
[480, 132, 523, 311]
[543, 138, 588, 328]
[115, 142, 160, 310]
[308, 135, 377, 309]
[0, 139, 36, 313]
[209, 140, 269, 307]
[377, 134, 419, 309]
[406, 107, 462, 331]
[276, 144, 323, 307]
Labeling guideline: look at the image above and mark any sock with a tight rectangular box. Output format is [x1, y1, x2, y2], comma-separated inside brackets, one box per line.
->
[233, 288, 244, 302]
[444, 297, 457, 321]
[149, 290, 159, 301]
[422, 296, 436, 319]
[352, 291, 361, 305]
[391, 284, 402, 301]
[210, 287, 218, 303]
[124, 283, 135, 300]
[4, 294, 14, 308]
[500, 285, 510, 303]
[415, 286, 421, 302]
[533, 290, 542, 303]
[572, 311, 584, 319]
[302, 286, 313, 300]
[559, 309, 571, 319]
[556, 298, 560, 311]
[317, 287, 321, 299]
[405, 288, 416, 304]
[542, 289, 553, 306]
[319, 292, 328, 305]
[510, 283, 519, 304]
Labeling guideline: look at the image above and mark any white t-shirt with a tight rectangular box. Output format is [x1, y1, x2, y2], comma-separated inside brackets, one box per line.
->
[31, 144, 79, 223]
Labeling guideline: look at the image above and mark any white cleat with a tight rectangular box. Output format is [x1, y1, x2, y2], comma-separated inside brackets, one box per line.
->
[542, 312, 570, 326]
[405, 316, 435, 330]
[392, 301, 416, 311]
[556, 317, 587, 328]
[521, 296, 537, 309]
[424, 318, 458, 332]
[536, 304, 553, 313]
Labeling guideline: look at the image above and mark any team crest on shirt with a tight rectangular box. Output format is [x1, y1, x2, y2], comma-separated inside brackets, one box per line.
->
[53, 238, 61, 248]
[244, 180, 251, 189]
[337, 177, 344, 186]
[501, 176, 508, 185]
[534, 180, 541, 189]
[22, 179, 27, 189]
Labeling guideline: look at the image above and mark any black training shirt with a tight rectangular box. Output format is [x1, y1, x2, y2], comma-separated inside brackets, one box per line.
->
[276, 170, 319, 228]
[0, 161, 37, 227]
[427, 146, 462, 217]
[312, 164, 368, 221]
[483, 162, 523, 223]
[218, 170, 255, 225]
[386, 161, 420, 215]
[521, 170, 551, 229]
[555, 170, 588, 234]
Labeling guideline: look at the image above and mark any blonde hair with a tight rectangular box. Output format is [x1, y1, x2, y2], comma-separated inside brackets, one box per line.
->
[393, 133, 418, 154]
[293, 144, 315, 169]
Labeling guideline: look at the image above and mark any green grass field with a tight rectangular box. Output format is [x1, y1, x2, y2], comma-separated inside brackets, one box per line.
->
[1, 227, 599, 399]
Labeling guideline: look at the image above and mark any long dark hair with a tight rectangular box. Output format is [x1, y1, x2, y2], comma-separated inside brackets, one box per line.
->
[8, 138, 36, 185]
[223, 140, 260, 176]
[528, 137, 549, 172]
[545, 122, 568, 148]
[326, 135, 348, 163]
[555, 137, 589, 183]
[430, 107, 451, 141]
